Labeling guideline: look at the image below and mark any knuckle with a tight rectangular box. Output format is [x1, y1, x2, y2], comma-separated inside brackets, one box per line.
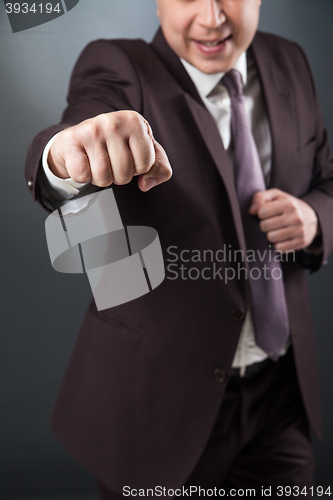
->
[300, 226, 306, 240]
[76, 174, 91, 183]
[95, 149, 110, 164]
[94, 178, 112, 188]
[92, 169, 112, 187]
[102, 114, 122, 136]
[70, 168, 91, 183]
[257, 207, 264, 219]
[114, 173, 132, 185]
[134, 146, 155, 173]
[267, 232, 274, 243]
[95, 113, 113, 134]
[135, 162, 151, 175]
[252, 192, 261, 203]
[109, 121, 123, 136]
[81, 121, 100, 142]
[290, 213, 300, 226]
[284, 199, 292, 211]
[110, 110, 143, 136]
[62, 127, 77, 146]
[89, 129, 99, 143]
[127, 110, 143, 127]
[113, 163, 133, 185]
[259, 220, 267, 232]
[132, 112, 153, 139]
[94, 168, 112, 186]
[294, 211, 303, 225]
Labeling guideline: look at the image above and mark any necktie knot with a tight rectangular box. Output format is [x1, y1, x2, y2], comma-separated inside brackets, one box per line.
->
[223, 69, 243, 98]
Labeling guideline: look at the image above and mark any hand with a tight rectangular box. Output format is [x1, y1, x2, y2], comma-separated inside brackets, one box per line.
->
[48, 111, 172, 192]
[249, 188, 319, 253]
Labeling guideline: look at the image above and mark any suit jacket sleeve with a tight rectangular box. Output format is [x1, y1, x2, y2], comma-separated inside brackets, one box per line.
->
[24, 39, 143, 210]
[292, 42, 333, 270]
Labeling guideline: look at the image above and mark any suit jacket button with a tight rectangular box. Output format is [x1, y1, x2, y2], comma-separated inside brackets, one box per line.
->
[213, 369, 227, 383]
[28, 177, 34, 190]
[231, 307, 246, 322]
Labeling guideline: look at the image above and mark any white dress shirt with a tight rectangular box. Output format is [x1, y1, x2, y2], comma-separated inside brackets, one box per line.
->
[181, 53, 289, 369]
[41, 51, 289, 370]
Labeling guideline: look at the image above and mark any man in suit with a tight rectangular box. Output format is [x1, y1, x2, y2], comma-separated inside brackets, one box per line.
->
[25, 0, 333, 498]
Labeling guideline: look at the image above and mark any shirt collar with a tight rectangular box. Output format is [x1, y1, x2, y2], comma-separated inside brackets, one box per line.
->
[180, 52, 247, 100]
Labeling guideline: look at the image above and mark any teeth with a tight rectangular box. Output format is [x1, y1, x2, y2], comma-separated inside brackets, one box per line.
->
[200, 41, 220, 47]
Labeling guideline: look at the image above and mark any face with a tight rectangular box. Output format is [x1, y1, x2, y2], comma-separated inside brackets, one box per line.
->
[156, 0, 261, 74]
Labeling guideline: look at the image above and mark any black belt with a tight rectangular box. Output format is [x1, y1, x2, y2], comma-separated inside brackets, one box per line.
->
[229, 356, 274, 379]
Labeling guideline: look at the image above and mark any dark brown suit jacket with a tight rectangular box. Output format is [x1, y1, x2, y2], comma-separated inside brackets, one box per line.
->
[25, 29, 333, 492]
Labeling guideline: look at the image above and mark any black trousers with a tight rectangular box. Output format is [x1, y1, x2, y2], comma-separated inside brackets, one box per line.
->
[98, 348, 314, 500]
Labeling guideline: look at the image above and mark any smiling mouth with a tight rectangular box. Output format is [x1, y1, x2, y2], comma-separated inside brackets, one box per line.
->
[195, 36, 232, 47]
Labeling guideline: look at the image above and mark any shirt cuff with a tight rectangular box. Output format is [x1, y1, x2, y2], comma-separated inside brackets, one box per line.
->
[42, 133, 88, 199]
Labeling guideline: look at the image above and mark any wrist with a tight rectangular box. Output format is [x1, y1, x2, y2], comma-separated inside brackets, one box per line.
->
[305, 220, 323, 254]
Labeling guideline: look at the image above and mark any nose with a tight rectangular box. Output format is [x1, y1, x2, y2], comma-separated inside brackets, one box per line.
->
[198, 0, 226, 29]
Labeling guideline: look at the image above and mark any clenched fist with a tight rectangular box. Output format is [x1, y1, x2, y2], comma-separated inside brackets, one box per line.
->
[249, 188, 320, 253]
[48, 110, 172, 192]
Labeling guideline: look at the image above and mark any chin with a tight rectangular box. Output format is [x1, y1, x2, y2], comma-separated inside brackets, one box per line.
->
[188, 52, 232, 74]
[196, 60, 230, 74]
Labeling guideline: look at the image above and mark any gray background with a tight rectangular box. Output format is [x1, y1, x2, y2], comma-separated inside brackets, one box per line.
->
[0, 0, 332, 496]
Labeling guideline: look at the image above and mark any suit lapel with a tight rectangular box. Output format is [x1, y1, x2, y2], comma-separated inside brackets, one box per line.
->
[183, 93, 248, 254]
[151, 28, 203, 105]
[250, 33, 296, 191]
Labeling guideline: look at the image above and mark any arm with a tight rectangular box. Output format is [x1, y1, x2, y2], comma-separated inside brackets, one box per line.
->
[296, 42, 333, 270]
[250, 42, 333, 272]
[24, 39, 171, 211]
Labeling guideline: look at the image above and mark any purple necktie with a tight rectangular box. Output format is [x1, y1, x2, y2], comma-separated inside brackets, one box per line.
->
[223, 69, 290, 361]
